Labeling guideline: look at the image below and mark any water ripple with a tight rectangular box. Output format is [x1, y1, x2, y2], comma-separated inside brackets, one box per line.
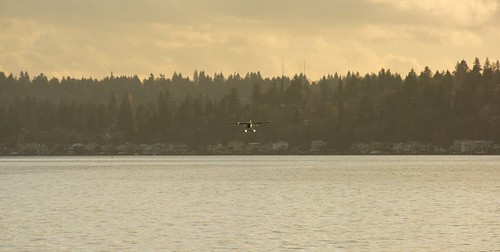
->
[0, 155, 499, 251]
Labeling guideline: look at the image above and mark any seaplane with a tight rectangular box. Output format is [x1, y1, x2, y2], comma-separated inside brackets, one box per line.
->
[228, 120, 270, 133]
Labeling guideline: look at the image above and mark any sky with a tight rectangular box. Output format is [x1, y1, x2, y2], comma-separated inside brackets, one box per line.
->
[1, 0, 499, 81]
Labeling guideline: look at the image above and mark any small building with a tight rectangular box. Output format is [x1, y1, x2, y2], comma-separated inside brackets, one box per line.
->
[472, 140, 494, 153]
[393, 142, 432, 154]
[272, 141, 289, 151]
[23, 143, 49, 155]
[246, 142, 261, 152]
[69, 143, 85, 154]
[85, 142, 99, 153]
[206, 143, 224, 153]
[152, 143, 167, 154]
[167, 143, 188, 153]
[351, 143, 370, 154]
[116, 143, 135, 154]
[228, 140, 245, 152]
[311, 140, 327, 152]
[138, 144, 154, 155]
[452, 140, 494, 154]
[494, 144, 500, 154]
[369, 142, 390, 153]
[452, 140, 474, 153]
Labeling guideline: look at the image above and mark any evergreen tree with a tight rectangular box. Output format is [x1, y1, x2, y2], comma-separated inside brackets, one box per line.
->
[116, 94, 136, 140]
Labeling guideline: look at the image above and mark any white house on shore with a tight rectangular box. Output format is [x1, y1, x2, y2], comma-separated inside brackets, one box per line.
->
[311, 140, 327, 152]
[452, 140, 494, 153]
[272, 141, 289, 151]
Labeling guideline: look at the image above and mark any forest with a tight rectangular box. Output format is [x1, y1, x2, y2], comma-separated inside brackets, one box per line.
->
[1, 58, 500, 152]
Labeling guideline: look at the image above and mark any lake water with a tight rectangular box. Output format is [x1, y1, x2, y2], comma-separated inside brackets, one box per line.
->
[0, 155, 499, 251]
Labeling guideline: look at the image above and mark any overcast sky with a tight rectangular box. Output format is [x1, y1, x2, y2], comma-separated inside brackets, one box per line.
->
[1, 0, 499, 80]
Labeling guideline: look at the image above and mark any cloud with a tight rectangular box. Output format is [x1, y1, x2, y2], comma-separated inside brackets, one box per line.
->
[359, 25, 415, 43]
[1, 0, 499, 80]
[371, 0, 499, 26]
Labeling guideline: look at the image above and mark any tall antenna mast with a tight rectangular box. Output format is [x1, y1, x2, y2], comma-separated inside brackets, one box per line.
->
[282, 56, 284, 78]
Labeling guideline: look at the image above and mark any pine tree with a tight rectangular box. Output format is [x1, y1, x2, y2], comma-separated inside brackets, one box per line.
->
[116, 94, 136, 140]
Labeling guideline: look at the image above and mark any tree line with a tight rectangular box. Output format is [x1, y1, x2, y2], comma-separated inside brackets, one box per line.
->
[1, 58, 500, 151]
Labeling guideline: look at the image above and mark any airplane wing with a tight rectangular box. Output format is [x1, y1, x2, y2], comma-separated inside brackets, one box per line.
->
[228, 122, 250, 125]
[254, 121, 271, 124]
